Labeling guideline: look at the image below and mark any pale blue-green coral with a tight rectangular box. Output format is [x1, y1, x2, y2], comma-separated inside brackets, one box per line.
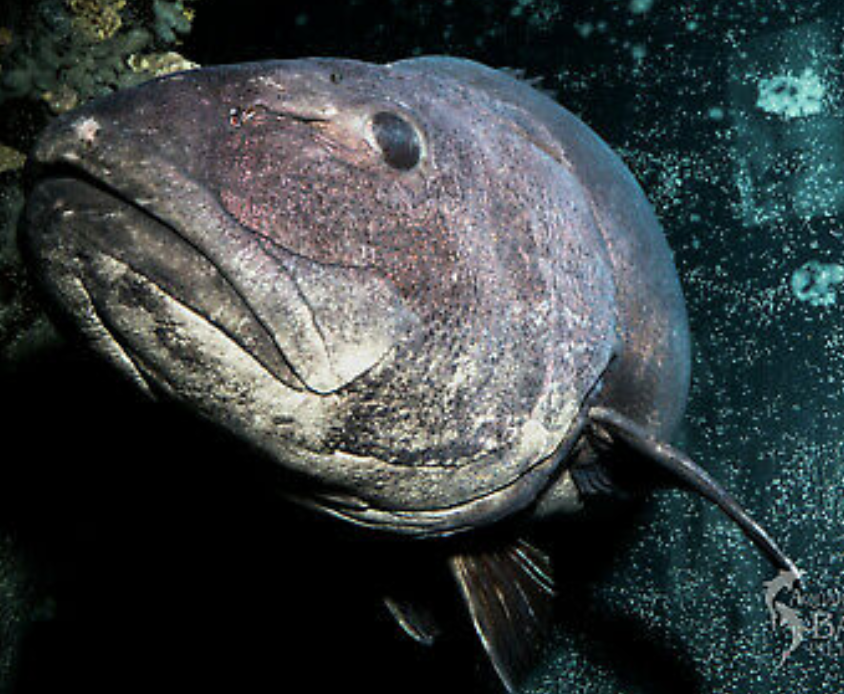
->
[153, 0, 193, 44]
[790, 261, 844, 307]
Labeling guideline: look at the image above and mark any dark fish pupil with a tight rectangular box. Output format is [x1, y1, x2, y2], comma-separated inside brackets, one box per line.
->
[372, 111, 421, 170]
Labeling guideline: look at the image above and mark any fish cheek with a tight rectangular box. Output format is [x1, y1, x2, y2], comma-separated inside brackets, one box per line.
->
[212, 112, 440, 272]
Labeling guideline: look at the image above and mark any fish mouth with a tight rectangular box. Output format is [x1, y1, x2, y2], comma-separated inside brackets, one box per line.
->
[25, 161, 308, 393]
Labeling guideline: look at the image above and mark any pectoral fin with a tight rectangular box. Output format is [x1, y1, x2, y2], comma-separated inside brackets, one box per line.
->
[586, 406, 800, 578]
[449, 539, 555, 693]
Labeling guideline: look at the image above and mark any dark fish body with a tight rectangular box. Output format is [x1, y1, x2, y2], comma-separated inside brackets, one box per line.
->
[21, 57, 793, 691]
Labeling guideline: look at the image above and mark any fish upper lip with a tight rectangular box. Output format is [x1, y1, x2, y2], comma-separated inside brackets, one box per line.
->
[28, 159, 310, 392]
[28, 160, 159, 218]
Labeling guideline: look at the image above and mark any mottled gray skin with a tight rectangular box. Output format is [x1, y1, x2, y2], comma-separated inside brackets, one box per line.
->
[23, 57, 690, 537]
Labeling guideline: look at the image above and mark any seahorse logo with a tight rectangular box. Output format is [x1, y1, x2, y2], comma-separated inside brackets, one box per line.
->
[763, 568, 807, 667]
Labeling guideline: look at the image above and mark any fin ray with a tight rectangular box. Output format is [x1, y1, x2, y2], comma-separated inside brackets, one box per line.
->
[383, 595, 440, 646]
[449, 540, 555, 693]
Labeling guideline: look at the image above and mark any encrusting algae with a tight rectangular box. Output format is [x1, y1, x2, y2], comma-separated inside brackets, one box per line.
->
[0, 144, 25, 174]
[66, 0, 127, 42]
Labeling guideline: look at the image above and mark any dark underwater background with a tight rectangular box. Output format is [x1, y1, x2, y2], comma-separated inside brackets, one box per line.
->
[0, 0, 843, 692]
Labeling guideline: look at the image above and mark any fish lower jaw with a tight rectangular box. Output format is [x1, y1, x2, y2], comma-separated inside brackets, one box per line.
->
[289, 450, 566, 538]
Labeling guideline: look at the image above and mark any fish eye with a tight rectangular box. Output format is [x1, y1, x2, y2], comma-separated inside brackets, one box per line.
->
[370, 111, 422, 171]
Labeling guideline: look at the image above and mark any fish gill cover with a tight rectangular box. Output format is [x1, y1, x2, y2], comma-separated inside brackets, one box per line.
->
[0, 1, 843, 693]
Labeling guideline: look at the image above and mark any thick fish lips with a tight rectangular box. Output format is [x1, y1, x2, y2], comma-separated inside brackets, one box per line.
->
[23, 113, 419, 397]
[24, 168, 301, 393]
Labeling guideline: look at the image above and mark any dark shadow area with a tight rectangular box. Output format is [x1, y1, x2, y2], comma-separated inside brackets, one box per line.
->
[0, 348, 487, 693]
[0, 343, 708, 694]
[534, 502, 705, 694]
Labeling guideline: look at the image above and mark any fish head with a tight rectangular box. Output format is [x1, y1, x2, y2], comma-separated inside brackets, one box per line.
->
[23, 58, 618, 534]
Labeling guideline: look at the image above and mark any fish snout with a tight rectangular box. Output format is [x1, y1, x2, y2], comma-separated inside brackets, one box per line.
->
[23, 110, 421, 398]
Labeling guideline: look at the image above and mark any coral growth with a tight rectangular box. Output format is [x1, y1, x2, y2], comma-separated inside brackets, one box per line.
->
[0, 144, 25, 174]
[67, 0, 127, 42]
[153, 0, 194, 43]
[0, 0, 199, 114]
[0, 0, 200, 371]
[127, 50, 198, 78]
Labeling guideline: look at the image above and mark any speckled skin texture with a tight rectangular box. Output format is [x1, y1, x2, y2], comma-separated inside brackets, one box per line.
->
[23, 57, 689, 536]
